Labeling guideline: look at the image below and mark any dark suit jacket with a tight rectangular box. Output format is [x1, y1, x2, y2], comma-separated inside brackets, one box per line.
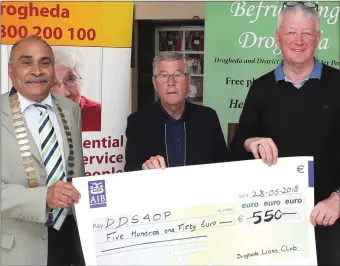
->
[124, 101, 228, 172]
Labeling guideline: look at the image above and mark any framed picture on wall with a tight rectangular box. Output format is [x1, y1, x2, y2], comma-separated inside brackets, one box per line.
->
[187, 76, 203, 105]
[158, 31, 183, 52]
[185, 54, 204, 75]
[185, 30, 204, 52]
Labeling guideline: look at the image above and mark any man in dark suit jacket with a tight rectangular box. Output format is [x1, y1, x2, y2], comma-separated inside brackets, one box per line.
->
[125, 52, 227, 171]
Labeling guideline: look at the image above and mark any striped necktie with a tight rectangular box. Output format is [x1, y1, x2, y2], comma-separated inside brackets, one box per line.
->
[34, 103, 69, 230]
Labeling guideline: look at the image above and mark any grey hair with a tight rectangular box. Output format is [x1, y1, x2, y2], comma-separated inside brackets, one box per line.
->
[52, 46, 82, 75]
[278, 3, 320, 31]
[152, 52, 190, 76]
[9, 34, 53, 63]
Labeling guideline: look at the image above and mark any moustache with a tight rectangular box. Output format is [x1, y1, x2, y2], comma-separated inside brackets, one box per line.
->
[25, 75, 49, 84]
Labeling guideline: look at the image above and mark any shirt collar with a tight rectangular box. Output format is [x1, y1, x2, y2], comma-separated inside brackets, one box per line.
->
[160, 101, 186, 122]
[17, 91, 54, 113]
[274, 57, 323, 82]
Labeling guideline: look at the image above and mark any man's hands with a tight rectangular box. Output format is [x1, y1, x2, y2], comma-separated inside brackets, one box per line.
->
[244, 137, 278, 166]
[47, 181, 80, 209]
[310, 192, 340, 227]
[142, 155, 166, 170]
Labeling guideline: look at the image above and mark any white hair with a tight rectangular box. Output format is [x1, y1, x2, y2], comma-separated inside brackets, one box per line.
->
[152, 52, 190, 76]
[278, 3, 320, 31]
[52, 46, 83, 75]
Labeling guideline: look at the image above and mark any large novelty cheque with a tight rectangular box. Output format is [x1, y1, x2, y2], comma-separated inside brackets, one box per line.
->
[73, 157, 317, 265]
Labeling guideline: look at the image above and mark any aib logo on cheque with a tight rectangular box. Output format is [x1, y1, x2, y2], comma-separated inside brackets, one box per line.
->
[88, 180, 107, 208]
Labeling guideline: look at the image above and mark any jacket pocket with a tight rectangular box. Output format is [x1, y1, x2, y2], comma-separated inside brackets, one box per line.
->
[1, 233, 15, 250]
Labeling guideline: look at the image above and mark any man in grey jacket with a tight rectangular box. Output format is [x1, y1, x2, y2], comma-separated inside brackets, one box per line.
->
[1, 35, 85, 265]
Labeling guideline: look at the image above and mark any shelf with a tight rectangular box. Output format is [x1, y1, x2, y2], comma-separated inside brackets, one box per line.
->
[155, 51, 204, 55]
[183, 51, 204, 54]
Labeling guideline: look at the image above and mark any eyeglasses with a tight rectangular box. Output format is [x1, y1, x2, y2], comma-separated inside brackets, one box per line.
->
[155, 72, 187, 83]
[52, 74, 82, 91]
[283, 1, 318, 11]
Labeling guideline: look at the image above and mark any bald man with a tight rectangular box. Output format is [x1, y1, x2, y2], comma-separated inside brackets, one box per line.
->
[1, 35, 85, 265]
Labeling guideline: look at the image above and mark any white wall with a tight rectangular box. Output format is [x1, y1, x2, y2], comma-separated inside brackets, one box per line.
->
[135, 2, 205, 20]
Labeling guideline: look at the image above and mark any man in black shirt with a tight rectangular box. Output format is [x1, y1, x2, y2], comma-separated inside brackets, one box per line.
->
[125, 52, 227, 171]
[229, 2, 340, 265]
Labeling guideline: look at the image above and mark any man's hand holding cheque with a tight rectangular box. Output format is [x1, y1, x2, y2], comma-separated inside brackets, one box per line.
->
[142, 156, 166, 170]
[244, 137, 278, 166]
[47, 180, 81, 209]
[310, 192, 340, 227]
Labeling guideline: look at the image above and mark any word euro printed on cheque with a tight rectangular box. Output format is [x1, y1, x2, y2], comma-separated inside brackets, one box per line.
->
[73, 156, 317, 265]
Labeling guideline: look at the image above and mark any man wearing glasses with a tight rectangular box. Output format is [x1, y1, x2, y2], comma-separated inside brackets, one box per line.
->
[229, 2, 340, 265]
[124, 52, 227, 171]
[51, 47, 102, 132]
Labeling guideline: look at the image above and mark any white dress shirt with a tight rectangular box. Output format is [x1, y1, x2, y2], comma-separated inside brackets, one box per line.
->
[17, 92, 67, 179]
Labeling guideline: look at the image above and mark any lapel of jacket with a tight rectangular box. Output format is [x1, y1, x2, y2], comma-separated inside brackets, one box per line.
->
[152, 102, 168, 158]
[181, 101, 196, 166]
[1, 93, 44, 167]
[51, 93, 71, 166]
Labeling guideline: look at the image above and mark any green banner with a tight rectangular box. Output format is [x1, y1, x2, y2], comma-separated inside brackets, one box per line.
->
[204, 1, 340, 146]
